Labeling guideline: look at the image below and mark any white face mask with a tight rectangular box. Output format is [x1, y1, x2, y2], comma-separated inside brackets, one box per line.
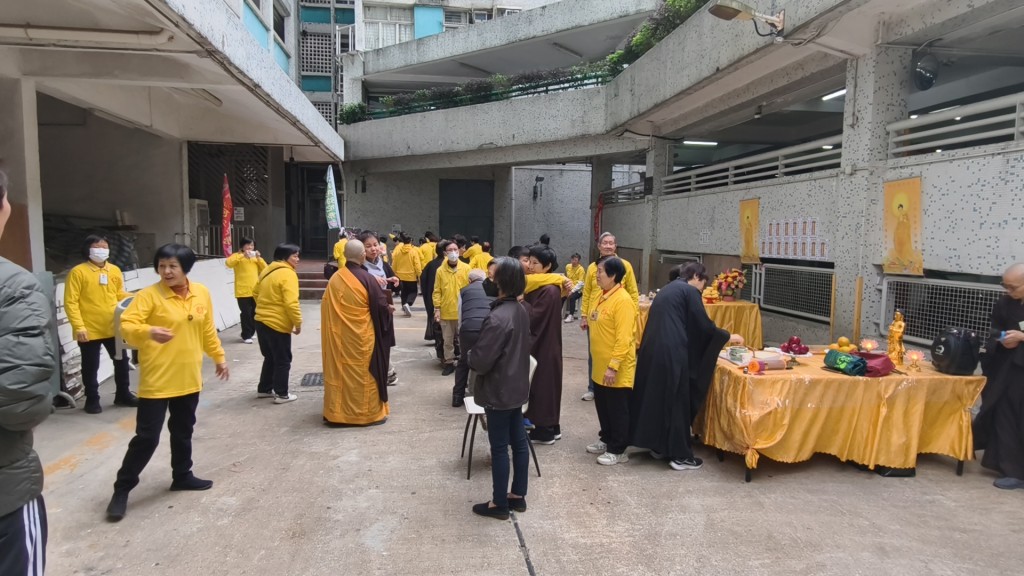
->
[245, 250, 255, 258]
[447, 252, 459, 262]
[89, 248, 110, 263]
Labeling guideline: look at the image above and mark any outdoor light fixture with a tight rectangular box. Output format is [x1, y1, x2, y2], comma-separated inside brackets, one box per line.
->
[708, 0, 785, 39]
[821, 89, 846, 101]
[683, 140, 718, 146]
[533, 176, 545, 201]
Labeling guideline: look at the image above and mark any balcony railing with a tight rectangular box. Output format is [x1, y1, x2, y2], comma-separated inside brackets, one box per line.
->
[600, 181, 647, 205]
[887, 91, 1024, 158]
[662, 136, 843, 195]
[195, 225, 256, 257]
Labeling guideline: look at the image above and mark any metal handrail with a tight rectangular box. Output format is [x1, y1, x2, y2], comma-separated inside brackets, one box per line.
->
[887, 90, 1024, 158]
[663, 136, 842, 195]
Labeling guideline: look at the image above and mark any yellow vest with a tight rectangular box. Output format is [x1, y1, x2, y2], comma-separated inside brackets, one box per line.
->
[64, 261, 131, 340]
[468, 252, 493, 272]
[588, 285, 637, 388]
[120, 281, 225, 399]
[565, 262, 585, 284]
[253, 261, 303, 333]
[463, 244, 482, 261]
[225, 252, 267, 298]
[432, 261, 471, 320]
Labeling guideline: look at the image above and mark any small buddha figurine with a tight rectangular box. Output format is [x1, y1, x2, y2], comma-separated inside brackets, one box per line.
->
[887, 310, 906, 365]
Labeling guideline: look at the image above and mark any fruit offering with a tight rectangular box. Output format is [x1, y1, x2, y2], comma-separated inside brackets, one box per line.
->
[828, 336, 859, 354]
[702, 285, 721, 304]
[780, 336, 810, 355]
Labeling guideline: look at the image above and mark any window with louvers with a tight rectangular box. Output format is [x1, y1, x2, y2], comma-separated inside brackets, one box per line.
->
[300, 32, 332, 74]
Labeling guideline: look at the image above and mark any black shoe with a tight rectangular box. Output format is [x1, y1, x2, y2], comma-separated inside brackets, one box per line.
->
[472, 502, 509, 520]
[170, 475, 214, 491]
[452, 395, 465, 408]
[507, 496, 527, 513]
[529, 428, 556, 445]
[441, 364, 455, 376]
[84, 399, 102, 414]
[553, 425, 562, 440]
[113, 393, 139, 407]
[106, 491, 129, 522]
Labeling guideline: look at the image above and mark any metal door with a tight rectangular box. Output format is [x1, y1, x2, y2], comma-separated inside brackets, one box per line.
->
[439, 179, 494, 243]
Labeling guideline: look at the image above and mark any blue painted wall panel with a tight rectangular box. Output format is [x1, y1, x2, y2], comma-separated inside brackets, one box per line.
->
[301, 76, 333, 92]
[273, 40, 290, 73]
[243, 2, 269, 48]
[414, 6, 444, 39]
[300, 6, 332, 24]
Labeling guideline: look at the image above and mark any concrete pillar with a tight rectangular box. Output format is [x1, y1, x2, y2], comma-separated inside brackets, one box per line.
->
[492, 166, 512, 254]
[834, 46, 912, 338]
[0, 78, 45, 271]
[589, 157, 613, 262]
[641, 142, 673, 293]
[341, 53, 365, 105]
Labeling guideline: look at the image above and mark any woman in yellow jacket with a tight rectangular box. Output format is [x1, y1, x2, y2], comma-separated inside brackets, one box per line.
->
[105, 244, 228, 522]
[586, 255, 637, 466]
[64, 234, 137, 414]
[225, 237, 267, 344]
[418, 232, 437, 271]
[254, 243, 303, 404]
[391, 232, 421, 317]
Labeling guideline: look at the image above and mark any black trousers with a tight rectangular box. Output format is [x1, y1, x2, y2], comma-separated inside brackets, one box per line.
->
[0, 495, 46, 576]
[454, 329, 479, 398]
[593, 382, 631, 454]
[256, 322, 292, 397]
[399, 280, 418, 307]
[79, 337, 131, 401]
[237, 297, 256, 339]
[114, 392, 200, 492]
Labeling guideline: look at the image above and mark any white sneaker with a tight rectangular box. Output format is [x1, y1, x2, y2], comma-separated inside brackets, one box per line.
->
[274, 393, 298, 404]
[586, 441, 607, 454]
[256, 392, 276, 399]
[243, 338, 254, 344]
[402, 303, 412, 317]
[597, 452, 629, 466]
[581, 390, 595, 401]
[563, 315, 573, 324]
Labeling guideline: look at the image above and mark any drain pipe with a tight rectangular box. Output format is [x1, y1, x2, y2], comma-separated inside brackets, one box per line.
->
[0, 24, 174, 46]
[510, 166, 517, 248]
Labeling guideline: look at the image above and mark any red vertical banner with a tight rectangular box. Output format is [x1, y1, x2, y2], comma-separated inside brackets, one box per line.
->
[221, 173, 233, 257]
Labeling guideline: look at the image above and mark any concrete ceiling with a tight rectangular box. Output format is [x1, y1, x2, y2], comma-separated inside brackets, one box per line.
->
[363, 16, 651, 93]
[0, 0, 338, 160]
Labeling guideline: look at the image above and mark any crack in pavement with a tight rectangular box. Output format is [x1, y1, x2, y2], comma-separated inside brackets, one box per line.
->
[511, 512, 537, 576]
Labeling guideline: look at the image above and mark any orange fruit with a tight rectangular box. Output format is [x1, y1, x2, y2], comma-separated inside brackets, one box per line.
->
[828, 343, 839, 351]
[837, 336, 851, 347]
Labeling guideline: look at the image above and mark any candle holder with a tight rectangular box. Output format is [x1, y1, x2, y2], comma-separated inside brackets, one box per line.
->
[906, 350, 924, 371]
[860, 339, 879, 353]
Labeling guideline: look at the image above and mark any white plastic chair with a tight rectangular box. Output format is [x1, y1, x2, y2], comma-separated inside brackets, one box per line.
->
[461, 356, 540, 480]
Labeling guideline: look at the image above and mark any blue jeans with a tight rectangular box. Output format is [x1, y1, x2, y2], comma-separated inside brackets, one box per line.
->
[484, 407, 529, 508]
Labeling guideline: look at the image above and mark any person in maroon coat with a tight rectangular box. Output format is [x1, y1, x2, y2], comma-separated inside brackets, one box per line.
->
[522, 244, 564, 445]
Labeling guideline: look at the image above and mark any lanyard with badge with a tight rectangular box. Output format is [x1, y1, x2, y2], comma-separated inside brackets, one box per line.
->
[590, 285, 621, 322]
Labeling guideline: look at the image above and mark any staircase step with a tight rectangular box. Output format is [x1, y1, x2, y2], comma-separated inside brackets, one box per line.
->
[300, 288, 325, 300]
[299, 279, 329, 289]
[297, 271, 326, 280]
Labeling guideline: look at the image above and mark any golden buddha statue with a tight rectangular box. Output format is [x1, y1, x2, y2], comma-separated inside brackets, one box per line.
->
[887, 310, 906, 365]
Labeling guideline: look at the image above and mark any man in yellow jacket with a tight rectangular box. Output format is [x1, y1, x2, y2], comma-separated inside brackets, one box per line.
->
[563, 252, 586, 323]
[64, 234, 137, 413]
[418, 232, 437, 271]
[433, 240, 470, 375]
[253, 244, 303, 404]
[225, 237, 267, 344]
[468, 241, 494, 272]
[580, 232, 639, 401]
[391, 232, 421, 316]
[462, 236, 482, 262]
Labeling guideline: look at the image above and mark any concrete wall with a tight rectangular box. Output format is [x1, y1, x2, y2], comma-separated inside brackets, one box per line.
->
[510, 165, 591, 265]
[600, 199, 651, 253]
[38, 106, 185, 258]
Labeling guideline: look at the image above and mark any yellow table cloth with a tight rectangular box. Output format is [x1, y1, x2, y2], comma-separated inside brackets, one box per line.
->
[636, 298, 763, 350]
[698, 356, 985, 471]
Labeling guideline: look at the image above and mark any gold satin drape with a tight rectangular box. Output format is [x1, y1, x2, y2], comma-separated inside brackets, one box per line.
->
[697, 357, 985, 470]
[637, 299, 763, 350]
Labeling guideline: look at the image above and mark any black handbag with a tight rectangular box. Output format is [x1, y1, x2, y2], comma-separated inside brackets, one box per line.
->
[931, 328, 980, 375]
[323, 261, 339, 280]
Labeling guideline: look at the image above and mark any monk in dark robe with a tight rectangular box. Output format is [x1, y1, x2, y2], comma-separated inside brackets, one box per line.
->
[322, 240, 391, 426]
[975, 262, 1024, 489]
[630, 262, 739, 471]
[522, 245, 566, 444]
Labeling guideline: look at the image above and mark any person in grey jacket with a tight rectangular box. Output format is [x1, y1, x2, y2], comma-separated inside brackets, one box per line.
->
[467, 257, 531, 520]
[452, 267, 496, 407]
[0, 169, 54, 575]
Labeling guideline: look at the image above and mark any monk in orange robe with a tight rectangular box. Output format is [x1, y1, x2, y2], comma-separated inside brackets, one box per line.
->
[322, 240, 391, 426]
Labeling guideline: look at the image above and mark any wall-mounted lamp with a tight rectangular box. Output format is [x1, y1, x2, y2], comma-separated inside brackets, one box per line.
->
[708, 0, 785, 41]
[532, 176, 545, 201]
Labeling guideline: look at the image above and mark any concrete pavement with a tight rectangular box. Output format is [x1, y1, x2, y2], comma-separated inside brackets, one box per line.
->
[35, 302, 1023, 575]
